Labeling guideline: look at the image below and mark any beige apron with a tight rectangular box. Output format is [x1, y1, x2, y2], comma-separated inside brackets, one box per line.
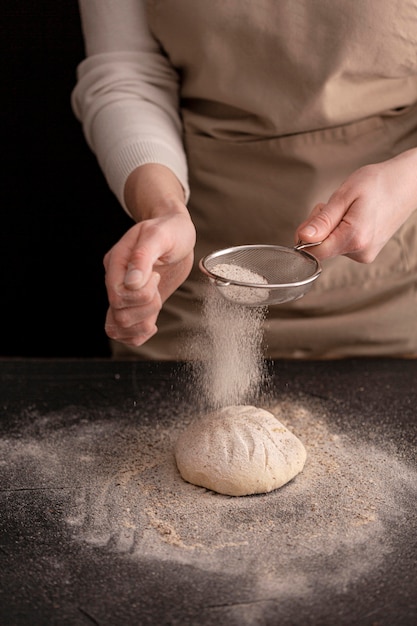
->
[114, 0, 417, 359]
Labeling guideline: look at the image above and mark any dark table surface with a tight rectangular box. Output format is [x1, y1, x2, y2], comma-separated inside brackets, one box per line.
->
[1, 358, 416, 626]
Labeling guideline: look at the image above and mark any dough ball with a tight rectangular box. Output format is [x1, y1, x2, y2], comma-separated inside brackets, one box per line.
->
[174, 405, 306, 496]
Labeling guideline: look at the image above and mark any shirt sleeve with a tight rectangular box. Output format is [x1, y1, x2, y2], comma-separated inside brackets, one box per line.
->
[71, 0, 189, 214]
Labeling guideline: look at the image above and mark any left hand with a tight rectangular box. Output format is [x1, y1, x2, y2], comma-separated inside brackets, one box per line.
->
[296, 148, 417, 263]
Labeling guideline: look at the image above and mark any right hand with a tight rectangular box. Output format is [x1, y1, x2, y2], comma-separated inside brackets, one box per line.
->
[103, 166, 196, 348]
[296, 148, 417, 263]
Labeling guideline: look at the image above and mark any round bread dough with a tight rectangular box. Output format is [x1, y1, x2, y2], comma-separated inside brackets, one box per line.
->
[174, 405, 307, 496]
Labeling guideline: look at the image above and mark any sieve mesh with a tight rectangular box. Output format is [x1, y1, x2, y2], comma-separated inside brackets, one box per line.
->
[199, 244, 322, 306]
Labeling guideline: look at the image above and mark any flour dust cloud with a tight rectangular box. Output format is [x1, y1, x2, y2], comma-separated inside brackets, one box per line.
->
[187, 286, 268, 409]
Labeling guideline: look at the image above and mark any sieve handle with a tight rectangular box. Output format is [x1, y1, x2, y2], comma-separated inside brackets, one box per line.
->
[294, 240, 323, 251]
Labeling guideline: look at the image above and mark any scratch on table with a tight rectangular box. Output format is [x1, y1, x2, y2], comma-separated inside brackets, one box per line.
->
[1, 486, 71, 492]
[78, 606, 101, 625]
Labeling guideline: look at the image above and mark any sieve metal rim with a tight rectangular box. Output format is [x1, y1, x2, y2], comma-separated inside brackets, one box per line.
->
[199, 244, 322, 289]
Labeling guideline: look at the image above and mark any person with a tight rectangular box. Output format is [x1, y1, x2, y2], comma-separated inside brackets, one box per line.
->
[71, 0, 417, 360]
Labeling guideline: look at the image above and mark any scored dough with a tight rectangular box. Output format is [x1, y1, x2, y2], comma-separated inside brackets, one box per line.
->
[174, 405, 307, 496]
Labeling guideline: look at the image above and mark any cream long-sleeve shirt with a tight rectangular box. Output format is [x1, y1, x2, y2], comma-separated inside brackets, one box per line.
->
[71, 0, 189, 213]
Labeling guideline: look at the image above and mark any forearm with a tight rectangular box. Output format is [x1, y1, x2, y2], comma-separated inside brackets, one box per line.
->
[389, 147, 417, 207]
[124, 163, 188, 223]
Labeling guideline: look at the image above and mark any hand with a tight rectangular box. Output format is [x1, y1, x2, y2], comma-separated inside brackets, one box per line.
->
[103, 165, 196, 348]
[296, 148, 417, 263]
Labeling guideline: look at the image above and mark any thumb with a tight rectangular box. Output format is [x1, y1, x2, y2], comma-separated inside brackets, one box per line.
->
[297, 200, 347, 243]
[124, 236, 165, 291]
[124, 262, 146, 290]
[124, 243, 165, 290]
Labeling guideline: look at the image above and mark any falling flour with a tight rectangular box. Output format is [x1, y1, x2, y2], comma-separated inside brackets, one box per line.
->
[186, 284, 268, 409]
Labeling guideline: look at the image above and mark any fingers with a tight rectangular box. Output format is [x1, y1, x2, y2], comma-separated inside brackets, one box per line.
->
[124, 263, 145, 290]
[105, 309, 158, 347]
[104, 271, 162, 347]
[104, 223, 164, 296]
[103, 220, 192, 347]
[297, 199, 349, 244]
[103, 212, 195, 349]
[296, 159, 411, 262]
[296, 172, 364, 259]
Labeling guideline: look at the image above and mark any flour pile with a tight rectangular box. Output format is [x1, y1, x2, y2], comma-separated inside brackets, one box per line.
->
[210, 262, 269, 304]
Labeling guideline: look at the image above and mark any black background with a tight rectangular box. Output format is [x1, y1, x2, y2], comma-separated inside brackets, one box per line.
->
[2, 2, 133, 357]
